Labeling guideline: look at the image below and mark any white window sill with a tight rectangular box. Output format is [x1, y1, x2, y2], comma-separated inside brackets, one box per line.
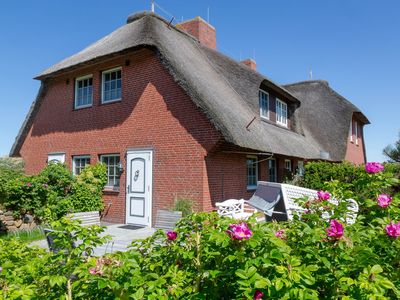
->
[276, 122, 288, 128]
[101, 98, 122, 105]
[247, 185, 257, 191]
[74, 104, 93, 110]
[260, 115, 270, 121]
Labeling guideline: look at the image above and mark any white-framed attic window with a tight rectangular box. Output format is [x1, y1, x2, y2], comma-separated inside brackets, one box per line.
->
[349, 121, 353, 143]
[259, 90, 269, 119]
[354, 121, 359, 145]
[75, 75, 93, 109]
[102, 67, 122, 103]
[276, 98, 288, 127]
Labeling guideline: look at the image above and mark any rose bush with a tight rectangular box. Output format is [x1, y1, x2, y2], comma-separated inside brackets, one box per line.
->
[0, 163, 399, 299]
[0, 162, 107, 222]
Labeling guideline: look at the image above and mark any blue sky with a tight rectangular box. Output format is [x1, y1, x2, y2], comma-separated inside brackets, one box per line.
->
[0, 0, 399, 162]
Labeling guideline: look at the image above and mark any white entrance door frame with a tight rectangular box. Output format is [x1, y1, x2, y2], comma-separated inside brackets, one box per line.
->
[125, 150, 153, 226]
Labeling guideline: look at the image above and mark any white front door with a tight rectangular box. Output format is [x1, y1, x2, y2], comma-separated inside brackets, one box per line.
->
[125, 150, 153, 226]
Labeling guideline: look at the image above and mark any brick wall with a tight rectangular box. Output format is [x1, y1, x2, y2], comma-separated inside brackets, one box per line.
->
[177, 17, 217, 49]
[20, 48, 222, 223]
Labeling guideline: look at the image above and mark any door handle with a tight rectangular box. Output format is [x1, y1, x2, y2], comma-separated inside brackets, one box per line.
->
[127, 185, 130, 192]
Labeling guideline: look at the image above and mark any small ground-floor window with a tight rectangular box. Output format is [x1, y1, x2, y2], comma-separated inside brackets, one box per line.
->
[72, 155, 90, 175]
[268, 158, 277, 182]
[284, 159, 292, 171]
[246, 156, 258, 189]
[47, 153, 65, 164]
[297, 160, 305, 176]
[100, 154, 121, 188]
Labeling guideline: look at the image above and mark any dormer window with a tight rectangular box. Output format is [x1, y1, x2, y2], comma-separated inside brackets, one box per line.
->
[276, 99, 288, 127]
[259, 90, 269, 119]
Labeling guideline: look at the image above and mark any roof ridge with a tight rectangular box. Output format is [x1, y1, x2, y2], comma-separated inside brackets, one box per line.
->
[283, 80, 329, 87]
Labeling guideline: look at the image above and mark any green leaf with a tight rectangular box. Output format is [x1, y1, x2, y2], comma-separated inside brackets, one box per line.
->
[235, 269, 248, 280]
[255, 278, 271, 288]
[270, 249, 284, 260]
[275, 279, 284, 291]
[379, 279, 395, 290]
[370, 264, 383, 274]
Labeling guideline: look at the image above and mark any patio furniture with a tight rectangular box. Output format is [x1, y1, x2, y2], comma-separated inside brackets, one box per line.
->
[154, 209, 182, 231]
[68, 211, 101, 226]
[43, 228, 76, 254]
[245, 181, 359, 224]
[215, 199, 256, 220]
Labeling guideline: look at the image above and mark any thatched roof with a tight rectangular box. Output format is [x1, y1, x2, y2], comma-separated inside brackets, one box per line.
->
[284, 80, 369, 161]
[10, 12, 368, 161]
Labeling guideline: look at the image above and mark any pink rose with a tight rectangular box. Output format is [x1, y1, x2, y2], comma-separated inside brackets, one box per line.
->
[26, 182, 33, 187]
[254, 289, 263, 299]
[226, 222, 252, 240]
[377, 194, 392, 208]
[0, 267, 2, 273]
[275, 229, 285, 239]
[385, 222, 400, 238]
[89, 268, 97, 275]
[317, 190, 331, 201]
[365, 162, 384, 174]
[166, 231, 178, 241]
[326, 219, 344, 239]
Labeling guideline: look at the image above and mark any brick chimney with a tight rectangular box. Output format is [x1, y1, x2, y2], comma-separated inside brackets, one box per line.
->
[176, 16, 216, 49]
[241, 59, 257, 71]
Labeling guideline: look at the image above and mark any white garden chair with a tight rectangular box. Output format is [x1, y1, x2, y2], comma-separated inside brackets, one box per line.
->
[215, 199, 255, 220]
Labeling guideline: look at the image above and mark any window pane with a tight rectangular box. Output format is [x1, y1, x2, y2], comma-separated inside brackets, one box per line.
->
[76, 77, 93, 108]
[102, 69, 122, 102]
[101, 155, 120, 187]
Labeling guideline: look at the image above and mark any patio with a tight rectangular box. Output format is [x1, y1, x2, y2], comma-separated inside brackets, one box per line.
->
[30, 223, 156, 255]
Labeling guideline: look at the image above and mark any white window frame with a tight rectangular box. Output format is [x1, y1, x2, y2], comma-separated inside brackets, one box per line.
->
[276, 98, 288, 127]
[72, 155, 90, 176]
[246, 156, 258, 190]
[74, 74, 93, 109]
[349, 121, 353, 142]
[259, 90, 269, 119]
[100, 154, 121, 188]
[284, 159, 292, 171]
[297, 160, 304, 176]
[101, 67, 122, 104]
[354, 121, 359, 145]
[48, 153, 65, 164]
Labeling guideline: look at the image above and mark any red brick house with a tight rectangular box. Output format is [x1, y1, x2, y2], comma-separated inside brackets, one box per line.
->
[10, 12, 369, 225]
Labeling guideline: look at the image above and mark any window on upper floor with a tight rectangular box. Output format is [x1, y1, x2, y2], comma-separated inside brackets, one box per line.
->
[276, 99, 288, 127]
[246, 156, 258, 190]
[259, 90, 269, 119]
[100, 154, 121, 188]
[349, 121, 353, 142]
[102, 67, 122, 103]
[75, 75, 93, 109]
[355, 121, 359, 145]
[72, 155, 90, 176]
